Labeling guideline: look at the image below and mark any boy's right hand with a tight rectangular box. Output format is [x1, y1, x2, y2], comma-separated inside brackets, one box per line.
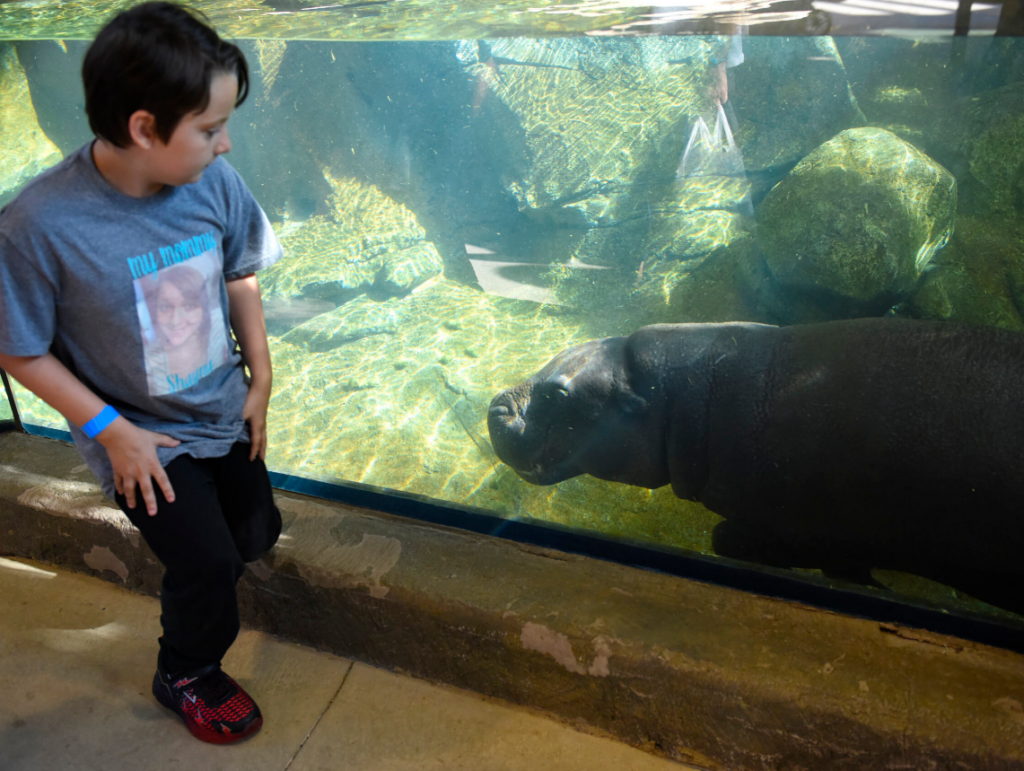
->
[97, 417, 180, 516]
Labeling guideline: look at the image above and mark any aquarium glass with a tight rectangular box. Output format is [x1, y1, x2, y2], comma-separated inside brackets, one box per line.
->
[2, 0, 1024, 627]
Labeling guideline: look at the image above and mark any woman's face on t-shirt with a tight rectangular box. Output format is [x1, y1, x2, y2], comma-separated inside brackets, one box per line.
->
[155, 281, 203, 349]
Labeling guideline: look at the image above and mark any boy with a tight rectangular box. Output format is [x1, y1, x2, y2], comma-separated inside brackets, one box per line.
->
[0, 2, 283, 744]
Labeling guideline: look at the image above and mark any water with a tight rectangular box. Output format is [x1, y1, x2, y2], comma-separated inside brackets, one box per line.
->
[0, 386, 11, 422]
[3, 1, 1024, 625]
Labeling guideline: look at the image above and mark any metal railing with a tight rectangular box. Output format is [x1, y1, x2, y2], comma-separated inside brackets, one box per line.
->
[0, 368, 22, 434]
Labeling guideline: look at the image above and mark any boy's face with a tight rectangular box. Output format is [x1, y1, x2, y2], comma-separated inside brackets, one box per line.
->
[149, 72, 237, 187]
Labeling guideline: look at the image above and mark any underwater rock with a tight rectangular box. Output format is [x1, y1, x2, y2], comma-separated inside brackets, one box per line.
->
[757, 127, 956, 321]
[833, 38, 952, 147]
[0, 43, 61, 204]
[629, 237, 771, 327]
[966, 111, 1024, 216]
[905, 214, 1024, 331]
[230, 38, 523, 278]
[262, 296, 336, 336]
[458, 37, 742, 270]
[906, 83, 1024, 218]
[459, 35, 769, 315]
[730, 37, 866, 199]
[941, 84, 1024, 218]
[488, 317, 1024, 615]
[282, 294, 408, 352]
[458, 37, 705, 227]
[645, 174, 754, 265]
[260, 172, 443, 305]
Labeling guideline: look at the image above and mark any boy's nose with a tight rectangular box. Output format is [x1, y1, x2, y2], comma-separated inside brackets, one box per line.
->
[216, 125, 232, 155]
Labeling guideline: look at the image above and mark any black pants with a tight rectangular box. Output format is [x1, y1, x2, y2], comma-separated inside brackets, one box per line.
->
[115, 442, 281, 676]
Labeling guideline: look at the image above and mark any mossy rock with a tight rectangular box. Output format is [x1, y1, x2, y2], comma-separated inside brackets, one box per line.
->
[261, 174, 443, 304]
[919, 83, 1024, 216]
[630, 237, 771, 326]
[757, 127, 956, 321]
[905, 215, 1024, 331]
[966, 112, 1024, 217]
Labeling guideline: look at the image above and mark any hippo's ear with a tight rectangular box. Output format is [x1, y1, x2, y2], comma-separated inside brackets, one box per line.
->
[616, 388, 648, 416]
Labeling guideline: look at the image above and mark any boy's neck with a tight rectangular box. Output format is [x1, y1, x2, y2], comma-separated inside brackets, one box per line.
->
[91, 139, 165, 198]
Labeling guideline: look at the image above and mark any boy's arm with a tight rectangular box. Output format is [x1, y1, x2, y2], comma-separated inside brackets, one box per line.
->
[225, 273, 272, 461]
[0, 351, 179, 515]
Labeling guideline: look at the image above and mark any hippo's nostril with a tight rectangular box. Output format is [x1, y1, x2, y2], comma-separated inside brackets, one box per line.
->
[489, 404, 510, 418]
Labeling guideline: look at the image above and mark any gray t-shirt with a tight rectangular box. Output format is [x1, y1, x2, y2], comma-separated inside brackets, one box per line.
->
[0, 142, 282, 498]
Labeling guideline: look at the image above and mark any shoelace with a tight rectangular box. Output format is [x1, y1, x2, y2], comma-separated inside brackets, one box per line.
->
[200, 670, 235, 705]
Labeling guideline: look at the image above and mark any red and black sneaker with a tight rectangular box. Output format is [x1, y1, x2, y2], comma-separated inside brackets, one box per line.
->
[153, 664, 263, 744]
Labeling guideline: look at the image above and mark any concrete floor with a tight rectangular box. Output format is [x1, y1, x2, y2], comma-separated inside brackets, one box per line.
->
[0, 556, 695, 771]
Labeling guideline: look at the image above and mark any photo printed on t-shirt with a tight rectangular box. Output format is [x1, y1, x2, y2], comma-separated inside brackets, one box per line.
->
[132, 233, 229, 396]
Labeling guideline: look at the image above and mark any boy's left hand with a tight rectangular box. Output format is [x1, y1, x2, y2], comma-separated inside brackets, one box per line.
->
[226, 273, 274, 462]
[243, 377, 271, 460]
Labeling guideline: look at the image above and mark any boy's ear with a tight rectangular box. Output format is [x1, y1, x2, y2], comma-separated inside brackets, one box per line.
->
[127, 110, 160, 149]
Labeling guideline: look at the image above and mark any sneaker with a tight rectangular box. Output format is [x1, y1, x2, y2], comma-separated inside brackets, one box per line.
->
[152, 664, 263, 744]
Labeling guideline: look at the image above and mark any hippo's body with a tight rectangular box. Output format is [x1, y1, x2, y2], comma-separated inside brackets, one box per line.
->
[488, 318, 1024, 612]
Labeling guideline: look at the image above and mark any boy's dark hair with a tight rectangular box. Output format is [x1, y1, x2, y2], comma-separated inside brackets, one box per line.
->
[83, 2, 249, 148]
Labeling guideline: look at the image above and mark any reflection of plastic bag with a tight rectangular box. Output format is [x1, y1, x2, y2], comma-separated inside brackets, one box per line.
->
[677, 103, 746, 179]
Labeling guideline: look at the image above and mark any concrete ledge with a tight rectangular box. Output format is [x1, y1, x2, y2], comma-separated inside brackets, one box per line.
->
[2, 431, 1024, 770]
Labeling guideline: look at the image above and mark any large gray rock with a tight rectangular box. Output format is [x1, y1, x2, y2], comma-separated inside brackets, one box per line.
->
[756, 127, 956, 321]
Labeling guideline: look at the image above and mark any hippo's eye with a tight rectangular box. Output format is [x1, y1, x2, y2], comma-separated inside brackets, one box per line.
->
[550, 375, 571, 397]
[546, 384, 569, 399]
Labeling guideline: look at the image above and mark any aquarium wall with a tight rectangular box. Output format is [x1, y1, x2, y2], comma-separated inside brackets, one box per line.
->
[3, 0, 1024, 630]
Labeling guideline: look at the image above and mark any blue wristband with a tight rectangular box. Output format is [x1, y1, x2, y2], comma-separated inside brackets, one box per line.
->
[82, 405, 120, 439]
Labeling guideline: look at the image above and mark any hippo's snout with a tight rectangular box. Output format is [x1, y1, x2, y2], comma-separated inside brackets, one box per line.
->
[488, 388, 535, 471]
[488, 398, 525, 435]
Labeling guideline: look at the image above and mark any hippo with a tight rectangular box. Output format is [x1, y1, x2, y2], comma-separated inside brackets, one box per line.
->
[488, 318, 1024, 614]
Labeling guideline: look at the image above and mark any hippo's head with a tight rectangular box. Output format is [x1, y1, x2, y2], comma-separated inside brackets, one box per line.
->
[487, 336, 669, 489]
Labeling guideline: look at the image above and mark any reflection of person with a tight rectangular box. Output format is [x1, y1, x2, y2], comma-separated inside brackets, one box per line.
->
[706, 28, 744, 106]
[0, 2, 282, 746]
[143, 264, 227, 394]
[649, 6, 744, 105]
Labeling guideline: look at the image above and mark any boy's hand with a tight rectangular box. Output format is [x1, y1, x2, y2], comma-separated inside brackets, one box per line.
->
[97, 417, 180, 516]
[243, 376, 271, 461]
[708, 60, 728, 105]
[226, 273, 273, 462]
